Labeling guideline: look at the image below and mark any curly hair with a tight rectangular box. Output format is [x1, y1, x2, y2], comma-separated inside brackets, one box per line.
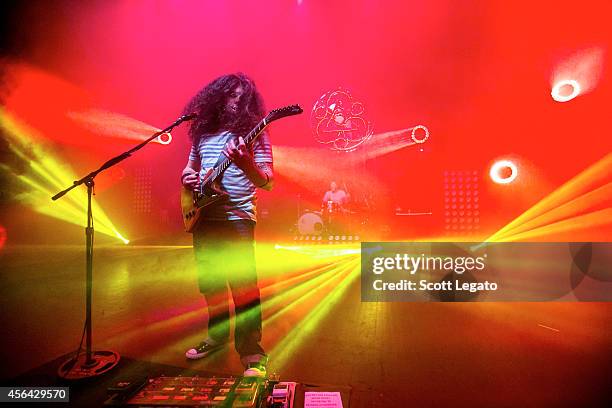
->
[183, 73, 266, 144]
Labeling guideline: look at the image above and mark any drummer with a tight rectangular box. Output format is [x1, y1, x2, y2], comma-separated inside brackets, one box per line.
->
[322, 181, 349, 210]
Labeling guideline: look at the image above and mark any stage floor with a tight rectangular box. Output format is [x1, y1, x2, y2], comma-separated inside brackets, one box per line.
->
[1, 244, 610, 407]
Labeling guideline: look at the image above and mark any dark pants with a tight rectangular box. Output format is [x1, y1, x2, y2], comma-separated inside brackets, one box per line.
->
[193, 219, 266, 365]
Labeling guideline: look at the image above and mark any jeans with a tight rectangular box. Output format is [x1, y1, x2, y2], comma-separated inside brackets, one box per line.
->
[193, 219, 266, 366]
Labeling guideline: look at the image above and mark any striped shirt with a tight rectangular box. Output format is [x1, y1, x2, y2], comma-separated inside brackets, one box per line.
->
[189, 131, 273, 222]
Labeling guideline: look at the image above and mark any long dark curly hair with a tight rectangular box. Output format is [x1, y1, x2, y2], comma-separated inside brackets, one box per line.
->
[183, 73, 266, 144]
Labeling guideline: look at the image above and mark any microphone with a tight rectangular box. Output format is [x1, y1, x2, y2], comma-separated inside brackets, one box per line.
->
[179, 112, 198, 121]
[163, 112, 198, 134]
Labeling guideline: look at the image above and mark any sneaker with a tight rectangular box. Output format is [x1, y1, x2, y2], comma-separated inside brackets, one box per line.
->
[243, 362, 267, 378]
[185, 341, 223, 360]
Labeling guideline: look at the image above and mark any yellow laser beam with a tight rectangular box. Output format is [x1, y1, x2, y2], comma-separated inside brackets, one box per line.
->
[487, 153, 611, 242]
[0, 109, 129, 243]
[490, 182, 612, 242]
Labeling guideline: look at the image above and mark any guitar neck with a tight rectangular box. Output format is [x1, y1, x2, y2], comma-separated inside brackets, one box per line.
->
[208, 118, 269, 183]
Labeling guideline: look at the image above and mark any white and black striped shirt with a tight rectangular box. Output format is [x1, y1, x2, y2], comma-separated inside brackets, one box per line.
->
[189, 131, 273, 222]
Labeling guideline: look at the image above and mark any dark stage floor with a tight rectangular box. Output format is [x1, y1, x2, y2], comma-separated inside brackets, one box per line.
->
[1, 244, 610, 407]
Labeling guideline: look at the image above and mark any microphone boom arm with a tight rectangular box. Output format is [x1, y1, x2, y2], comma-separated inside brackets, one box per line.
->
[52, 113, 195, 200]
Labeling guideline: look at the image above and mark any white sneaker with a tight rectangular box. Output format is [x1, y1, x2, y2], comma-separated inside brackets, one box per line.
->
[243, 362, 267, 378]
[185, 341, 223, 360]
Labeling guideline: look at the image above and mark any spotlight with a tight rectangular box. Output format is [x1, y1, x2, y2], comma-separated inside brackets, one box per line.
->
[411, 125, 429, 144]
[113, 230, 130, 245]
[551, 79, 581, 102]
[156, 132, 172, 145]
[1, 111, 129, 243]
[490, 160, 518, 184]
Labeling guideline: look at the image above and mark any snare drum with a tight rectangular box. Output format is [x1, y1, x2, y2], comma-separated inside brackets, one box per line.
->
[298, 212, 324, 235]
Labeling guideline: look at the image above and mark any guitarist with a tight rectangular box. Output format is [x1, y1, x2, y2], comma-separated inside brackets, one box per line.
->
[181, 73, 273, 378]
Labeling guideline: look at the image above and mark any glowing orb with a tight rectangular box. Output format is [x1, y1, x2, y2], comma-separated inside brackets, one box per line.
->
[551, 79, 581, 102]
[489, 160, 518, 184]
[411, 125, 429, 144]
[157, 132, 172, 145]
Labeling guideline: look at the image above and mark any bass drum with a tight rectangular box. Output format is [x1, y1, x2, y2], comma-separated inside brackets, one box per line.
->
[298, 212, 324, 235]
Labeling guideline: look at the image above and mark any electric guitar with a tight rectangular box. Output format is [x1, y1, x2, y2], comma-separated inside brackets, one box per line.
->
[181, 104, 303, 232]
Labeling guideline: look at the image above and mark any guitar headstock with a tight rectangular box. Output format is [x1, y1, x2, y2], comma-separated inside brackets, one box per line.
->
[266, 104, 303, 122]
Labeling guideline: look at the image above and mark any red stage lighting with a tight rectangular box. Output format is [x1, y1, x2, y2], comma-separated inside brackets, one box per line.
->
[0, 225, 6, 251]
[490, 160, 518, 184]
[411, 125, 430, 144]
[551, 79, 581, 102]
[155, 132, 172, 145]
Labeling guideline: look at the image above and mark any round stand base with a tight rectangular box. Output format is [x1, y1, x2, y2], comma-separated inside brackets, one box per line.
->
[57, 350, 120, 380]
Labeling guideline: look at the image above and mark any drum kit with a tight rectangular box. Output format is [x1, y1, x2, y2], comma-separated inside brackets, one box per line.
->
[296, 200, 362, 236]
[297, 211, 325, 235]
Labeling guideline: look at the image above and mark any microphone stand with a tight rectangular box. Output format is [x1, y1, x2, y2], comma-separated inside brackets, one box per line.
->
[53, 114, 194, 380]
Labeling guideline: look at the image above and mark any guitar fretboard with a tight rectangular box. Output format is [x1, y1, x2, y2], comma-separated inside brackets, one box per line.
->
[205, 117, 269, 186]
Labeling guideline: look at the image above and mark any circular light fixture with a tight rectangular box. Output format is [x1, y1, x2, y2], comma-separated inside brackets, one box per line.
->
[490, 160, 518, 184]
[411, 125, 429, 144]
[551, 79, 581, 102]
[157, 132, 172, 145]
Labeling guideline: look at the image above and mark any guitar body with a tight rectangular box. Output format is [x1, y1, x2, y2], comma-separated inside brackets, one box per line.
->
[181, 169, 228, 233]
[179, 104, 303, 233]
